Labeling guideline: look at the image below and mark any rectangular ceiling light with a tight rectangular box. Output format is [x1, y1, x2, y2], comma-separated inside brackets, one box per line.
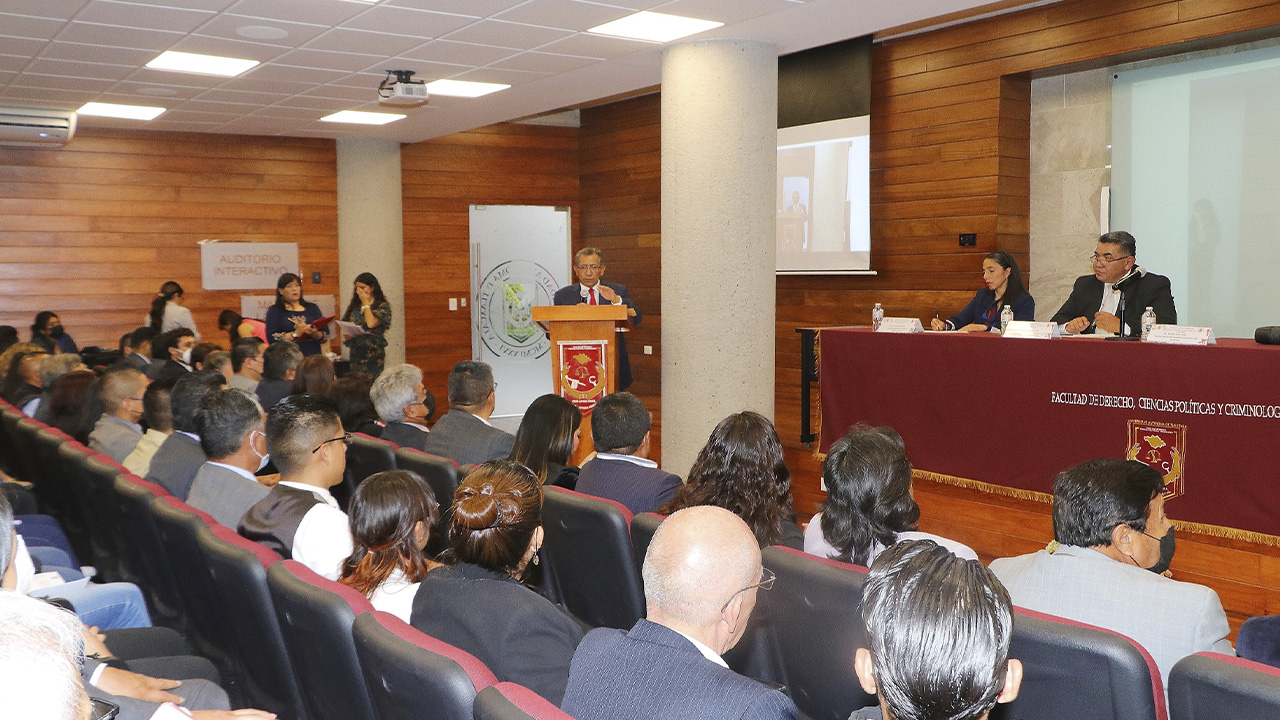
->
[587, 11, 723, 43]
[77, 102, 166, 121]
[146, 50, 260, 77]
[424, 79, 509, 98]
[320, 110, 405, 125]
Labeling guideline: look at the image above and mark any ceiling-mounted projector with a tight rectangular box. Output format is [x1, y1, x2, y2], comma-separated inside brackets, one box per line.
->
[378, 69, 429, 107]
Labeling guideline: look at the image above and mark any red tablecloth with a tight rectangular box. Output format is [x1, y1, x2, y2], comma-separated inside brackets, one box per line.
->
[818, 329, 1280, 542]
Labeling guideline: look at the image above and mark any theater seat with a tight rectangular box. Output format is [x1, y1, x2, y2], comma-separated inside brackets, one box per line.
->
[628, 512, 664, 573]
[473, 682, 579, 720]
[353, 610, 498, 720]
[111, 473, 189, 631]
[992, 607, 1166, 720]
[394, 447, 460, 559]
[333, 433, 399, 508]
[1237, 614, 1280, 669]
[197, 525, 305, 720]
[1168, 652, 1280, 719]
[267, 559, 377, 720]
[540, 487, 644, 629]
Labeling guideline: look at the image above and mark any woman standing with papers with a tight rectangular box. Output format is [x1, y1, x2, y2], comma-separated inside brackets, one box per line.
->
[930, 251, 1035, 332]
[341, 272, 391, 377]
[266, 272, 328, 355]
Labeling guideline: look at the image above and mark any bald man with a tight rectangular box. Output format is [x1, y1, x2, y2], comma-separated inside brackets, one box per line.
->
[561, 506, 798, 720]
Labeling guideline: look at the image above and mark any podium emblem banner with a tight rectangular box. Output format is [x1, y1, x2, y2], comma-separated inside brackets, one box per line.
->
[1126, 420, 1187, 499]
[558, 340, 607, 414]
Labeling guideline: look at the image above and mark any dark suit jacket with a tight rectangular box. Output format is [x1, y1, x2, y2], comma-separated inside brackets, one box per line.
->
[562, 620, 798, 720]
[144, 432, 207, 500]
[553, 280, 640, 391]
[575, 456, 681, 515]
[154, 359, 192, 383]
[254, 378, 293, 410]
[410, 562, 583, 705]
[379, 421, 429, 451]
[946, 288, 1035, 330]
[422, 409, 514, 466]
[1051, 271, 1177, 337]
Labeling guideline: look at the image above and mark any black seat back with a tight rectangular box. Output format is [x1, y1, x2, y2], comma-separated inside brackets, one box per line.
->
[473, 682, 579, 720]
[540, 487, 644, 629]
[110, 473, 188, 631]
[333, 433, 399, 508]
[628, 512, 664, 573]
[1168, 652, 1280, 720]
[393, 448, 459, 559]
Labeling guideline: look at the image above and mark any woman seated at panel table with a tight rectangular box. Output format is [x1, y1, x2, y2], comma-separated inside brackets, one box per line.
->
[929, 251, 1034, 332]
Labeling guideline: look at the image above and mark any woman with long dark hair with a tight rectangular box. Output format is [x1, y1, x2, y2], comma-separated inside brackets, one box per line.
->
[341, 272, 391, 377]
[340, 470, 439, 621]
[658, 411, 802, 548]
[929, 250, 1034, 332]
[217, 310, 268, 347]
[29, 312, 78, 355]
[147, 281, 200, 340]
[509, 394, 581, 488]
[805, 425, 977, 566]
[264, 272, 327, 356]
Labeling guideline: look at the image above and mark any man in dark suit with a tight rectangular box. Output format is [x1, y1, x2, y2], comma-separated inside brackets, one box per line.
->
[1051, 231, 1176, 337]
[370, 363, 434, 451]
[186, 388, 270, 529]
[562, 506, 798, 720]
[254, 340, 302, 410]
[145, 370, 225, 500]
[422, 361, 514, 466]
[120, 326, 160, 379]
[153, 327, 196, 383]
[553, 247, 641, 391]
[575, 392, 680, 515]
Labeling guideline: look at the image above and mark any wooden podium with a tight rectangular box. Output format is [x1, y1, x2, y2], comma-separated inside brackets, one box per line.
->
[531, 304, 629, 395]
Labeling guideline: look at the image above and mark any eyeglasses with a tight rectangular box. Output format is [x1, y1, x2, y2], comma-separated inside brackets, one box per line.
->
[312, 432, 353, 453]
[720, 567, 776, 613]
[575, 264, 601, 271]
[1089, 253, 1133, 264]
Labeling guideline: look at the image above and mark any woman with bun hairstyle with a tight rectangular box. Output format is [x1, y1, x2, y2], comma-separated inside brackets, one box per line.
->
[147, 281, 201, 340]
[410, 460, 583, 704]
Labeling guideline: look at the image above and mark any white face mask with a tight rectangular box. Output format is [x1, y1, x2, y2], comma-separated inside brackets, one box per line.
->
[180, 347, 192, 365]
[250, 430, 270, 471]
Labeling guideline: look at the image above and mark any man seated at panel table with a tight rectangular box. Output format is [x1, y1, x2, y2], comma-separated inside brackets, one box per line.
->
[1051, 231, 1177, 337]
[574, 392, 680, 515]
[990, 458, 1232, 688]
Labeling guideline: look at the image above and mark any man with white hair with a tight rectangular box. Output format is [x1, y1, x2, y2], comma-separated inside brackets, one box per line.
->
[561, 506, 798, 720]
[370, 363, 434, 451]
[0, 593, 90, 720]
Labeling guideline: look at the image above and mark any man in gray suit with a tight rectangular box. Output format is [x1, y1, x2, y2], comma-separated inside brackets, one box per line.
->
[422, 361, 513, 466]
[991, 458, 1233, 688]
[187, 389, 270, 529]
[145, 370, 225, 500]
[88, 367, 147, 464]
[371, 363, 434, 451]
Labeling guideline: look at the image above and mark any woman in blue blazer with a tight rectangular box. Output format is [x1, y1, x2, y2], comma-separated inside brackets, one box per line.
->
[930, 251, 1034, 332]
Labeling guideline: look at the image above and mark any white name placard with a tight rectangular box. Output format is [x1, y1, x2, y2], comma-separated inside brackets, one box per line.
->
[201, 242, 298, 290]
[876, 317, 923, 334]
[1003, 321, 1061, 339]
[1145, 325, 1216, 345]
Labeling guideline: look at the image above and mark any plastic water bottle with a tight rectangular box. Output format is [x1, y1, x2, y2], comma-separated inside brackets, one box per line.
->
[1000, 304, 1014, 336]
[872, 303, 884, 331]
[1141, 306, 1157, 340]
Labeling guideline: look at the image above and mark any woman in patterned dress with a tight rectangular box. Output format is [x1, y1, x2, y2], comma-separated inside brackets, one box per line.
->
[342, 272, 391, 377]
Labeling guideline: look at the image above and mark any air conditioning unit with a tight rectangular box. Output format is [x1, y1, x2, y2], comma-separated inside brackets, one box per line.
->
[0, 107, 77, 146]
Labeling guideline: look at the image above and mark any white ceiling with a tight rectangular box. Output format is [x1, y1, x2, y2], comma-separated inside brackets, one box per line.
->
[0, 0, 1012, 143]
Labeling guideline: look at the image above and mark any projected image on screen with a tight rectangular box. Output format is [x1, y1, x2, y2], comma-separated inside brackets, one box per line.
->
[776, 116, 871, 274]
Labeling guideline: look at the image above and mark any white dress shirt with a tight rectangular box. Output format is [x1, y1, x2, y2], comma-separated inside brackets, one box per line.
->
[276, 480, 353, 581]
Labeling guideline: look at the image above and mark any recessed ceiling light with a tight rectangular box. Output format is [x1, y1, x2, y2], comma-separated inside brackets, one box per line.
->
[146, 50, 260, 77]
[320, 110, 405, 125]
[587, 11, 723, 43]
[424, 79, 509, 98]
[236, 25, 289, 41]
[77, 102, 166, 121]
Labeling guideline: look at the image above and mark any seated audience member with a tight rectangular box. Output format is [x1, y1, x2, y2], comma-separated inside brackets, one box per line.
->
[509, 394, 582, 488]
[120, 327, 159, 378]
[330, 372, 381, 437]
[200, 350, 232, 381]
[145, 371, 225, 500]
[227, 338, 265, 393]
[339, 470, 439, 622]
[189, 342, 223, 373]
[990, 458, 1232, 686]
[0, 592, 88, 720]
[575, 392, 680, 515]
[805, 425, 977, 565]
[88, 368, 147, 464]
[562, 506, 797, 720]
[153, 328, 196, 383]
[851, 540, 1022, 720]
[123, 379, 175, 478]
[423, 360, 514, 465]
[411, 460, 582, 704]
[370, 364, 433, 451]
[186, 389, 270, 529]
[239, 394, 353, 580]
[44, 371, 97, 442]
[3, 350, 49, 412]
[254, 340, 302, 411]
[659, 411, 802, 549]
[31, 353, 87, 422]
[290, 355, 335, 396]
[0, 341, 39, 386]
[30, 311, 79, 355]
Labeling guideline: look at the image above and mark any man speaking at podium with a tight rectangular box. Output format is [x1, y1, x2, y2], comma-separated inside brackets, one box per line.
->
[1051, 231, 1177, 337]
[554, 247, 641, 391]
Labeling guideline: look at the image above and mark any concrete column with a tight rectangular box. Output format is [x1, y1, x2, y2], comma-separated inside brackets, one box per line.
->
[336, 137, 405, 367]
[661, 39, 777, 476]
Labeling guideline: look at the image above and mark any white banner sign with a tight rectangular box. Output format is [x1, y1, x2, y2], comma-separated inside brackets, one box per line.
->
[201, 242, 298, 290]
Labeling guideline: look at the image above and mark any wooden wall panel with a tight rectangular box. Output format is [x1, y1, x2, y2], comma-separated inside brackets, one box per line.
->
[0, 128, 339, 352]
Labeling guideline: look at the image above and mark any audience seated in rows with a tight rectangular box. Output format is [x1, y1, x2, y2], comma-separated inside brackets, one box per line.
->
[87, 368, 147, 465]
[146, 371, 225, 500]
[254, 340, 301, 411]
[153, 328, 197, 383]
[291, 355, 335, 396]
[227, 337, 265, 393]
[31, 311, 79, 356]
[509, 394, 581, 489]
[239, 394, 353, 580]
[991, 457, 1233, 687]
[189, 343, 222, 374]
[805, 425, 978, 565]
[120, 327, 160, 379]
[3, 349, 49, 413]
[200, 350, 232, 381]
[423, 360, 514, 466]
[186, 389, 270, 529]
[0, 592, 88, 720]
[122, 379, 174, 478]
[339, 469, 439, 622]
[562, 505, 798, 720]
[32, 353, 87, 423]
[45, 370, 97, 442]
[330, 372, 381, 438]
[411, 460, 583, 704]
[576, 392, 680, 515]
[659, 411, 802, 549]
[371, 363, 433, 451]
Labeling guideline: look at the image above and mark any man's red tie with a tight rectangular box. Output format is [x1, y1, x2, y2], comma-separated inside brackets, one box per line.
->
[589, 288, 597, 305]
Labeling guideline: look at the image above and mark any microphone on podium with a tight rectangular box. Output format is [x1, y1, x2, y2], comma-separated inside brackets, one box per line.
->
[1255, 327, 1280, 345]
